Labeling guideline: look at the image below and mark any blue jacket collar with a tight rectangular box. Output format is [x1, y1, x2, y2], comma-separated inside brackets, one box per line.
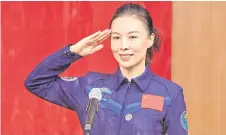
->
[114, 66, 154, 92]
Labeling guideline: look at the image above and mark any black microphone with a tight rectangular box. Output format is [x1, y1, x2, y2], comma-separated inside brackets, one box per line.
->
[84, 88, 102, 135]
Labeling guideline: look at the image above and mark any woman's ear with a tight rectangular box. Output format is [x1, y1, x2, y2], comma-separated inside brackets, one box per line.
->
[147, 33, 155, 48]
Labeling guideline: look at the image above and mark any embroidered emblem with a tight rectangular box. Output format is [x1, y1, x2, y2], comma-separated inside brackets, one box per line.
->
[100, 87, 112, 95]
[181, 111, 188, 131]
[60, 76, 77, 81]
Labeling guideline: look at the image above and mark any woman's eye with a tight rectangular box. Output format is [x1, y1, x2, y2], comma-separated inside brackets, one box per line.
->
[129, 36, 137, 39]
[112, 36, 120, 40]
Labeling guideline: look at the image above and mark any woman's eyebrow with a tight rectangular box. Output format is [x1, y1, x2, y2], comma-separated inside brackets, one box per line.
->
[111, 31, 140, 35]
[111, 32, 120, 35]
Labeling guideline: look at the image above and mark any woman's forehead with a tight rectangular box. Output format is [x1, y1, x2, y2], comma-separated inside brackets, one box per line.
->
[111, 16, 147, 34]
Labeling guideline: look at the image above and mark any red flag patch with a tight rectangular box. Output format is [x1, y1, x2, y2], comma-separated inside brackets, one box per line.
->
[141, 94, 164, 111]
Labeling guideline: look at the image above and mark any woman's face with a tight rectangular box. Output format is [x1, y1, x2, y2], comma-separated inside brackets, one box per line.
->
[110, 15, 154, 69]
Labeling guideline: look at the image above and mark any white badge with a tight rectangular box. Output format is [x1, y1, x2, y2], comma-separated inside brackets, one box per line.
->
[60, 76, 77, 81]
[125, 114, 133, 121]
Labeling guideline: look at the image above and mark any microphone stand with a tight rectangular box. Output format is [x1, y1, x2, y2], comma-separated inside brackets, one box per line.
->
[84, 131, 90, 135]
[84, 88, 102, 135]
[84, 123, 91, 135]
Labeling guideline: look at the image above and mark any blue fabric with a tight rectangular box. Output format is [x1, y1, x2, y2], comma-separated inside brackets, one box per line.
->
[24, 45, 188, 135]
[100, 98, 122, 115]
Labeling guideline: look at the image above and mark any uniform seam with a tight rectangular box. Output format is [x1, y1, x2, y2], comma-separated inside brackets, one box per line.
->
[143, 74, 155, 92]
[151, 75, 182, 117]
[27, 47, 69, 79]
[39, 77, 74, 111]
[151, 75, 172, 98]
[85, 73, 110, 86]
[163, 87, 182, 124]
[55, 77, 72, 108]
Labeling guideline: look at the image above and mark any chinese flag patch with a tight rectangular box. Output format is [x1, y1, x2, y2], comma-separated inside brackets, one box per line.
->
[141, 94, 164, 111]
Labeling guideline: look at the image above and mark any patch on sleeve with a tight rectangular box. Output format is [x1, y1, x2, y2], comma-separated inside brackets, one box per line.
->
[60, 76, 77, 81]
[181, 111, 188, 131]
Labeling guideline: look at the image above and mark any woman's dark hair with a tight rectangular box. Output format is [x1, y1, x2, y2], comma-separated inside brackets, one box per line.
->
[109, 3, 161, 65]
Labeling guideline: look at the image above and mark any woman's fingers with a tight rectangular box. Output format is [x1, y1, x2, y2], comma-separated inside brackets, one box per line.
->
[89, 29, 111, 44]
[96, 32, 111, 44]
[87, 32, 111, 50]
[75, 29, 111, 56]
[83, 31, 101, 41]
[90, 44, 104, 54]
[95, 29, 111, 43]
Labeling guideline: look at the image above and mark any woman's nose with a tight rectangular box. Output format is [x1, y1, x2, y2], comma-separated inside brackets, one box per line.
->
[121, 39, 129, 50]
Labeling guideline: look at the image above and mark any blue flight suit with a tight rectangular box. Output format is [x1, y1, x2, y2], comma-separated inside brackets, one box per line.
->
[24, 44, 188, 135]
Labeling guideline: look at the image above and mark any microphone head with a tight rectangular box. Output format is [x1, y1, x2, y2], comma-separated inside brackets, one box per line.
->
[89, 88, 102, 101]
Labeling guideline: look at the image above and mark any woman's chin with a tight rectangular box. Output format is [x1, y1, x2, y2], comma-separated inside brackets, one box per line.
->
[118, 61, 135, 69]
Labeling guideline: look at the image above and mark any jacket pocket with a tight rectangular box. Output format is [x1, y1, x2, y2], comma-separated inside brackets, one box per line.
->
[104, 119, 119, 135]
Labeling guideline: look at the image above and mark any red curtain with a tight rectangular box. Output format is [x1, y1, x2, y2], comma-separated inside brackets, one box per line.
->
[1, 1, 172, 135]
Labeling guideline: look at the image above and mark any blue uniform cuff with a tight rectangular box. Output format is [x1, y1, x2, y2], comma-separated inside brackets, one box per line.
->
[64, 44, 83, 58]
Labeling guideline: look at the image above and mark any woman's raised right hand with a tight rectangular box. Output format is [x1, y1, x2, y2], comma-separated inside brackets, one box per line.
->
[70, 29, 111, 56]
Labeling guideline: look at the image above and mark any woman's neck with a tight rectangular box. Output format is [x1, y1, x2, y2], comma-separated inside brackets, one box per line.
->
[120, 62, 146, 82]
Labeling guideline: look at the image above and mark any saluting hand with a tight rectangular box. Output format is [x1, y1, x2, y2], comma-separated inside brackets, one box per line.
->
[70, 29, 111, 56]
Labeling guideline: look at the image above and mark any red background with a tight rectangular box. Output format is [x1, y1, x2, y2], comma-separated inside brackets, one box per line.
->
[1, 1, 172, 135]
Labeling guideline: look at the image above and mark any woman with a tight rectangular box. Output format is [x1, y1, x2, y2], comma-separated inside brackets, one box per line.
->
[24, 3, 188, 135]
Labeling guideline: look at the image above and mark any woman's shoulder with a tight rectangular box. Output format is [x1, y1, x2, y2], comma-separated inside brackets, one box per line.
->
[82, 71, 113, 85]
[151, 74, 184, 98]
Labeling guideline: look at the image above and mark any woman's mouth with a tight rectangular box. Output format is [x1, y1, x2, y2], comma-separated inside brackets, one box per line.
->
[119, 54, 134, 61]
